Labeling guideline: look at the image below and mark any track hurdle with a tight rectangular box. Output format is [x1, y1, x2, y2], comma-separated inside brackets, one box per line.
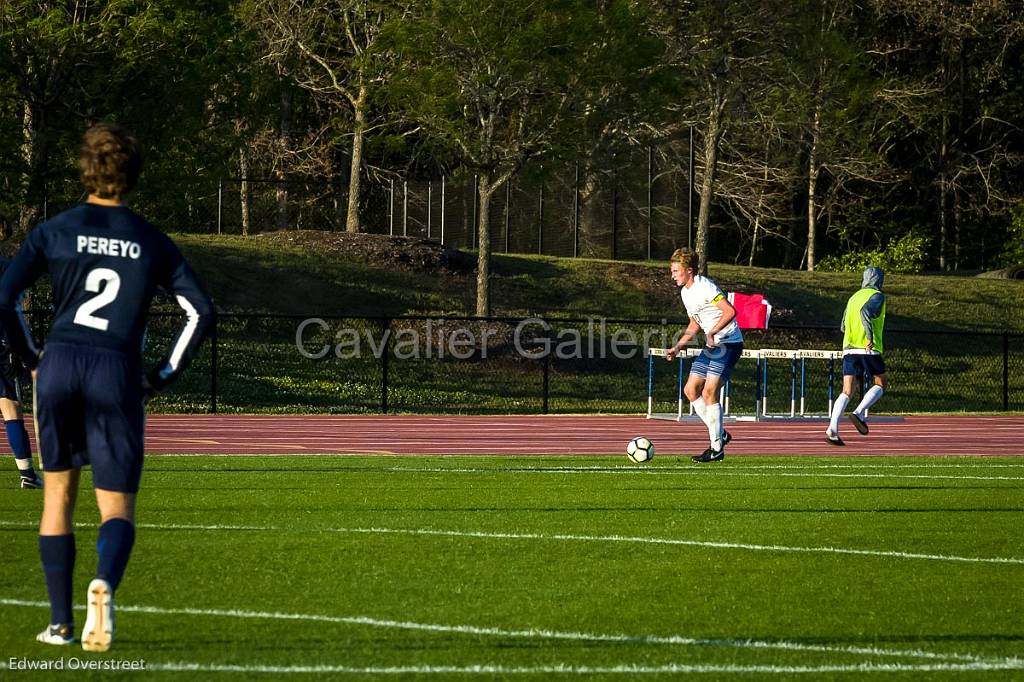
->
[646, 347, 902, 423]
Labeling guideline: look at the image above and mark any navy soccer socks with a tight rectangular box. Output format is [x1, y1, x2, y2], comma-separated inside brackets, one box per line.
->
[39, 534, 76, 626]
[5, 419, 38, 483]
[96, 518, 135, 592]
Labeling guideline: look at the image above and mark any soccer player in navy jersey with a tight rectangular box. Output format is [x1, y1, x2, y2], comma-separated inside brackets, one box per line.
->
[0, 256, 41, 489]
[0, 123, 215, 652]
[0, 216, 42, 489]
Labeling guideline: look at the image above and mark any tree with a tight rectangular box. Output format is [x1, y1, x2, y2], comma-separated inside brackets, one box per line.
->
[241, 0, 402, 234]
[0, 1, 237, 232]
[389, 0, 631, 315]
[649, 0, 790, 274]
[868, 0, 1024, 270]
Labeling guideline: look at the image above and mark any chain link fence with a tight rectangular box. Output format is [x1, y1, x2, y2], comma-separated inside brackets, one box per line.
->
[76, 314, 1024, 416]
[171, 142, 696, 262]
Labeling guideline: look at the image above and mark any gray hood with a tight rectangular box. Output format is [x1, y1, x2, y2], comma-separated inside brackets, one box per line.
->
[862, 266, 884, 290]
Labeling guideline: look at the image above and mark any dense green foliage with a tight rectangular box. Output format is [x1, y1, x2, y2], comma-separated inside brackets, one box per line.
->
[2, 455, 1023, 676]
[2, 1, 1022, 274]
[816, 232, 929, 273]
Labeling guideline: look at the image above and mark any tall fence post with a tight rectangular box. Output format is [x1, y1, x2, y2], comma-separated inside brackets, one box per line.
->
[542, 328, 551, 415]
[573, 163, 579, 258]
[688, 126, 695, 250]
[504, 181, 511, 253]
[389, 179, 395, 236]
[647, 145, 653, 261]
[440, 176, 446, 245]
[209, 317, 218, 414]
[402, 180, 409, 237]
[611, 180, 618, 260]
[537, 180, 544, 255]
[381, 318, 391, 414]
[217, 180, 223, 235]
[1004, 331, 1010, 411]
[472, 175, 479, 249]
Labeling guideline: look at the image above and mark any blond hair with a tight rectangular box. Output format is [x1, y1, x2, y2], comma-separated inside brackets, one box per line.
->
[670, 247, 698, 272]
[79, 123, 142, 200]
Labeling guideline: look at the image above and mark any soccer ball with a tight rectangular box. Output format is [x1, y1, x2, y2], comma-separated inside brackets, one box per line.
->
[626, 436, 654, 463]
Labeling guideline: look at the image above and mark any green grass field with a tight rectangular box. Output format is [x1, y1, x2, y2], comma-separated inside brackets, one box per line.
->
[2, 455, 1023, 679]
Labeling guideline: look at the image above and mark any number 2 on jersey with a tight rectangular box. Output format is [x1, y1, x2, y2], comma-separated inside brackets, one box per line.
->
[73, 268, 121, 331]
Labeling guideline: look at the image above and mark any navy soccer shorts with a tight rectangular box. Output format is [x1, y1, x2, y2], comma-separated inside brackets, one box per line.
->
[689, 343, 744, 382]
[842, 353, 887, 378]
[35, 343, 145, 493]
[0, 352, 24, 400]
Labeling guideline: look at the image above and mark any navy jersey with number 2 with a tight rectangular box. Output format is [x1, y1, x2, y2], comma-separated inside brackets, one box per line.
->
[0, 204, 214, 388]
[0, 203, 214, 492]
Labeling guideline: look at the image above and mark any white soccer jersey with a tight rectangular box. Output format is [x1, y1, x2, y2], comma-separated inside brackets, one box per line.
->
[680, 275, 743, 344]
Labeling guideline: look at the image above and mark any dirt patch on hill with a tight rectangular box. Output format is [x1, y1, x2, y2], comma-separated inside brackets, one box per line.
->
[255, 230, 475, 273]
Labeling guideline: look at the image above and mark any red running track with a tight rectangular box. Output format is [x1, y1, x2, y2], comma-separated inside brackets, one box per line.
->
[121, 414, 1024, 457]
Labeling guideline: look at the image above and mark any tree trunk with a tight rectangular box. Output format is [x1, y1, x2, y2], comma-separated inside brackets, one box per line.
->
[806, 104, 821, 271]
[276, 76, 293, 231]
[475, 173, 493, 317]
[938, 46, 949, 270]
[18, 100, 47, 234]
[695, 90, 725, 276]
[346, 83, 368, 234]
[749, 135, 771, 267]
[239, 144, 251, 236]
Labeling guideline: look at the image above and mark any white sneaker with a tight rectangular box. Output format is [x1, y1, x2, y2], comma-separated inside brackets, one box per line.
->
[81, 578, 114, 652]
[36, 623, 75, 645]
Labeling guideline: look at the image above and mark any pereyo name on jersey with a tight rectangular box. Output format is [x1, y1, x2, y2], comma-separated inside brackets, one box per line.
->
[76, 235, 142, 259]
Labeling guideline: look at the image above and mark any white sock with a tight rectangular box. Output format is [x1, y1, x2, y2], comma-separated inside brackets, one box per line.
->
[854, 386, 884, 417]
[828, 393, 850, 436]
[15, 457, 33, 472]
[705, 402, 723, 450]
[691, 397, 707, 420]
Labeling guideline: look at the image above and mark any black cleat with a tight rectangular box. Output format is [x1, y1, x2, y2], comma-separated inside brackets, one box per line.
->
[849, 413, 869, 435]
[721, 430, 732, 448]
[691, 447, 725, 463]
[825, 433, 845, 446]
[36, 622, 74, 645]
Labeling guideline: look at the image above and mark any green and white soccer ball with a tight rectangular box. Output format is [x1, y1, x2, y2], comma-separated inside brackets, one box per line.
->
[626, 436, 654, 463]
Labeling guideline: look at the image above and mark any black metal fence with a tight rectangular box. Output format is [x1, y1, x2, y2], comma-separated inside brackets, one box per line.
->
[117, 313, 1024, 415]
[201, 144, 697, 262]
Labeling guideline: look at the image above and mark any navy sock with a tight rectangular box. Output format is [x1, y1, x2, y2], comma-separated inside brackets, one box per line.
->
[96, 518, 135, 592]
[39, 534, 75, 625]
[5, 419, 33, 464]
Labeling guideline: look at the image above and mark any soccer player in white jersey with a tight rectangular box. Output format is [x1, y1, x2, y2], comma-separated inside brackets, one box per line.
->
[665, 248, 744, 462]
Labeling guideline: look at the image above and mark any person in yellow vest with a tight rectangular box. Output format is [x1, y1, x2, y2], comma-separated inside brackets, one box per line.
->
[826, 266, 887, 445]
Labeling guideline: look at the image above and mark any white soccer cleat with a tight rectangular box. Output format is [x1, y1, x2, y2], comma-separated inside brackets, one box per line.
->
[36, 623, 75, 645]
[81, 578, 114, 652]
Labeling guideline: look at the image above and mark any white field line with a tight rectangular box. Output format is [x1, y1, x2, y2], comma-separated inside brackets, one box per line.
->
[332, 526, 1024, 566]
[0, 661, 1015, 675]
[377, 465, 1024, 481]
[0, 597, 1012, 666]
[1, 519, 1021, 565]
